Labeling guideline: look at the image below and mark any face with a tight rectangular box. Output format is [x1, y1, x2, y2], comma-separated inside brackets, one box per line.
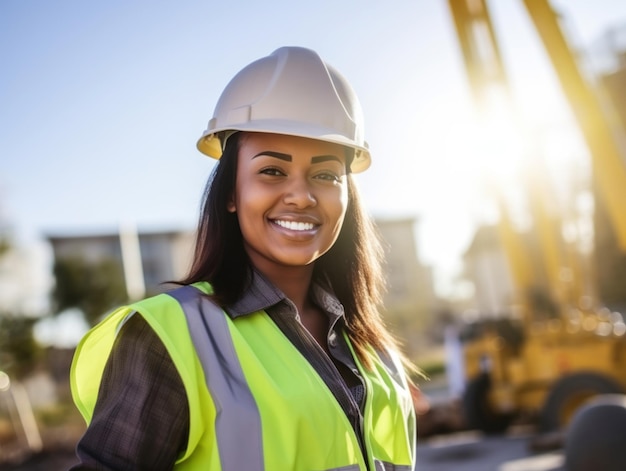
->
[228, 132, 349, 276]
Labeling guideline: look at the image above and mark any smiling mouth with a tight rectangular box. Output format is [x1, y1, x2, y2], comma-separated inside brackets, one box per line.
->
[273, 220, 316, 231]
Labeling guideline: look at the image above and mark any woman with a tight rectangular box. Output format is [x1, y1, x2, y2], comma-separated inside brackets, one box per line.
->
[70, 46, 417, 470]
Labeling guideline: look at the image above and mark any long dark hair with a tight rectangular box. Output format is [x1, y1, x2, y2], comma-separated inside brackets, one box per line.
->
[179, 132, 403, 368]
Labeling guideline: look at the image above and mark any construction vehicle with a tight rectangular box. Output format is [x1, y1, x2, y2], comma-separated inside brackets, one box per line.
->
[447, 0, 626, 434]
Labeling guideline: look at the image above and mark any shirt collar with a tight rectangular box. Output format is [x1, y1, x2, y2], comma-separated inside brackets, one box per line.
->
[225, 269, 345, 322]
[225, 269, 284, 317]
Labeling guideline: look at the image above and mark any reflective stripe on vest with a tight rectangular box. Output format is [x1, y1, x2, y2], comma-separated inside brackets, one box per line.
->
[167, 285, 263, 471]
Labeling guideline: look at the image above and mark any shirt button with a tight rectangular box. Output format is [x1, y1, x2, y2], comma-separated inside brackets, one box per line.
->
[328, 332, 338, 347]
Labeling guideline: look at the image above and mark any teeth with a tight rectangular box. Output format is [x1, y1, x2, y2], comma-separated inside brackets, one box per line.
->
[274, 220, 315, 231]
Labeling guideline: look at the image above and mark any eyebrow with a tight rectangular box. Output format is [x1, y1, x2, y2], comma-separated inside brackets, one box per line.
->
[312, 155, 343, 164]
[252, 151, 343, 164]
[253, 151, 291, 161]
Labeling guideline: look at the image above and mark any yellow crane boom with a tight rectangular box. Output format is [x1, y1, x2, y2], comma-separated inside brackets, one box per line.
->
[520, 0, 626, 252]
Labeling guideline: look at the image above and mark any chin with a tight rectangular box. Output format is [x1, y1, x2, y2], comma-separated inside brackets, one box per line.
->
[275, 253, 321, 267]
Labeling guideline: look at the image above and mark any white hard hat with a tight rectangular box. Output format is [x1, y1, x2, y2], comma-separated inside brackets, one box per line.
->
[197, 46, 371, 173]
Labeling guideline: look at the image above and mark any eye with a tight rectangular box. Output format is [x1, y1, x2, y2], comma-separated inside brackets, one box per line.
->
[259, 167, 286, 177]
[315, 171, 342, 183]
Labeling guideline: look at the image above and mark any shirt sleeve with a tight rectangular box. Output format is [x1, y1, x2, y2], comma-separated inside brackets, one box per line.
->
[70, 313, 189, 471]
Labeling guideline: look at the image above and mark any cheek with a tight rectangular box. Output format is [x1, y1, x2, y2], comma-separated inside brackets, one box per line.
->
[337, 187, 349, 219]
[234, 187, 267, 231]
[326, 188, 349, 232]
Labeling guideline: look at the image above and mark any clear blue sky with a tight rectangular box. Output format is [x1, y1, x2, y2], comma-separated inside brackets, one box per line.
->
[2, 0, 626, 297]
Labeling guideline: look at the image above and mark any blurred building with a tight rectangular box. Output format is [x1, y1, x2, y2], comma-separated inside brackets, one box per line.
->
[462, 225, 515, 317]
[376, 218, 436, 312]
[0, 237, 50, 316]
[46, 228, 194, 297]
[375, 218, 437, 352]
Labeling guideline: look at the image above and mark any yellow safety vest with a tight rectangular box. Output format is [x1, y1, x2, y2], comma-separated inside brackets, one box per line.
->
[71, 283, 416, 470]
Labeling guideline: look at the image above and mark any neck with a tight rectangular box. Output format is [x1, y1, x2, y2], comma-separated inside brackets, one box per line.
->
[256, 264, 315, 312]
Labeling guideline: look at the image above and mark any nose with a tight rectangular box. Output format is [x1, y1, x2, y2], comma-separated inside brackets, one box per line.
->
[283, 177, 317, 208]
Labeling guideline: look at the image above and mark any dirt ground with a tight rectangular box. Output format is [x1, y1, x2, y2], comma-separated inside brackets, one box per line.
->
[0, 423, 84, 471]
[2, 449, 79, 471]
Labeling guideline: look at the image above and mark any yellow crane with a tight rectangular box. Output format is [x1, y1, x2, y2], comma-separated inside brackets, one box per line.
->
[447, 0, 626, 434]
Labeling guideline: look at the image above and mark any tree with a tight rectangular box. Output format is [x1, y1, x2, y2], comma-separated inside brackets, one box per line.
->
[0, 314, 40, 379]
[0, 228, 41, 378]
[51, 256, 128, 325]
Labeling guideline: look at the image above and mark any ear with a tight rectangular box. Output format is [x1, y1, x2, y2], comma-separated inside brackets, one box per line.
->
[227, 196, 236, 213]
